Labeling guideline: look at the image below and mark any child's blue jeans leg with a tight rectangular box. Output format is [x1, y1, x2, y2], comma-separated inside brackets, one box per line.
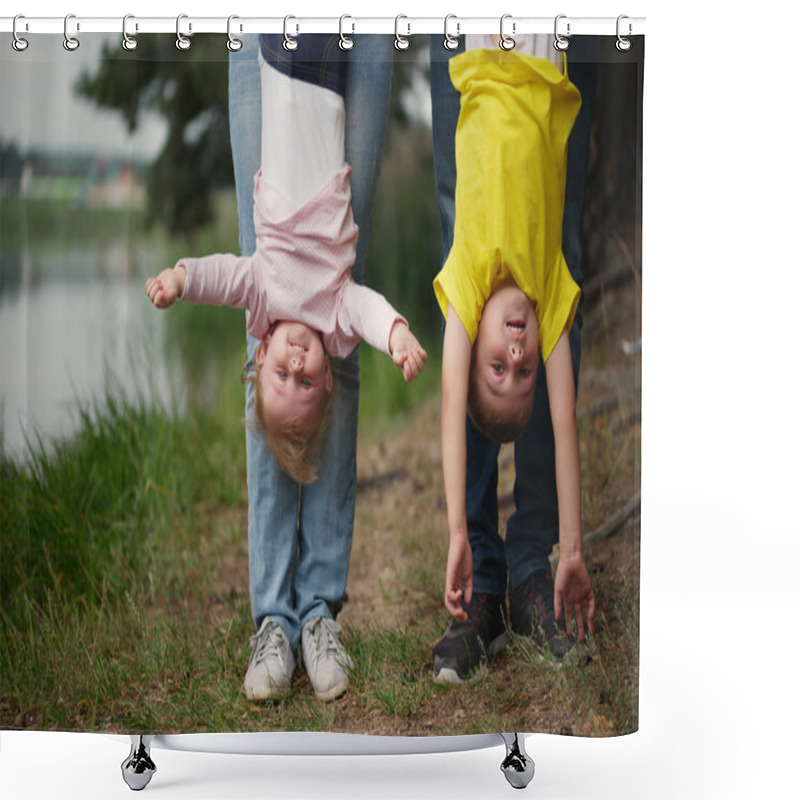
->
[230, 36, 302, 648]
[230, 35, 393, 650]
[293, 36, 393, 632]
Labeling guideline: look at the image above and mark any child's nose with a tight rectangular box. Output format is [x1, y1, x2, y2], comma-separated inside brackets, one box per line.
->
[509, 344, 522, 362]
[289, 355, 304, 373]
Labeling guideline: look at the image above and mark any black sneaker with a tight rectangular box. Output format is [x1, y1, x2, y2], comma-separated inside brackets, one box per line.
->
[432, 592, 509, 684]
[509, 569, 577, 661]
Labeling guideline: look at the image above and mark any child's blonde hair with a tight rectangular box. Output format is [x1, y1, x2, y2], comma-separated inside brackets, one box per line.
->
[245, 362, 334, 484]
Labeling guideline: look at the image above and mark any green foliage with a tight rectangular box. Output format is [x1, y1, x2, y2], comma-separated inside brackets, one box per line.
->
[366, 123, 443, 341]
[0, 141, 25, 195]
[76, 35, 233, 236]
[357, 338, 441, 434]
[0, 382, 245, 629]
[349, 625, 434, 717]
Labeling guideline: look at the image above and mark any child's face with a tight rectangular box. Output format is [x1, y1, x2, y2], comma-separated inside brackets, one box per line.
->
[473, 285, 539, 419]
[256, 321, 333, 431]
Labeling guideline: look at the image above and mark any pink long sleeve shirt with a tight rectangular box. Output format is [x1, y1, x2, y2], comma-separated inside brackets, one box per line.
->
[177, 165, 404, 359]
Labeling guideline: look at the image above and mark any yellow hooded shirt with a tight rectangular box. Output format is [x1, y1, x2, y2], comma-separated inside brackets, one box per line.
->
[433, 49, 582, 363]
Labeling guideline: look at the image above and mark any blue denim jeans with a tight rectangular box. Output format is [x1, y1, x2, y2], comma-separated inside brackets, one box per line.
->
[429, 38, 596, 596]
[229, 35, 393, 652]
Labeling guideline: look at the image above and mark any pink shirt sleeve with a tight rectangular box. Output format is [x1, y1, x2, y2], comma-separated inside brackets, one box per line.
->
[177, 254, 269, 333]
[335, 282, 406, 357]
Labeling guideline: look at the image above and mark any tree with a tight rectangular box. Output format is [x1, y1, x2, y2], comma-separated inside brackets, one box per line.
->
[77, 35, 233, 236]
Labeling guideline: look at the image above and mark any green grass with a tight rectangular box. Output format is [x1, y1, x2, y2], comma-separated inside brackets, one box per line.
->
[1, 373, 244, 613]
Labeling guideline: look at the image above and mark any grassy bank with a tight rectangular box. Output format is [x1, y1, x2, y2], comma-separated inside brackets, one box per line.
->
[0, 341, 445, 730]
[1, 350, 638, 736]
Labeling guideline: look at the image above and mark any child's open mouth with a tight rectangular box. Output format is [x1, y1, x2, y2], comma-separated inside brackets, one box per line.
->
[507, 321, 526, 336]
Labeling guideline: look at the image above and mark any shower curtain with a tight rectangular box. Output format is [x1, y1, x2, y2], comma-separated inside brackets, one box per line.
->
[1, 18, 643, 750]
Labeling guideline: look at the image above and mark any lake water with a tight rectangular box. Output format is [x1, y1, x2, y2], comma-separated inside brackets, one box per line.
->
[1, 243, 177, 461]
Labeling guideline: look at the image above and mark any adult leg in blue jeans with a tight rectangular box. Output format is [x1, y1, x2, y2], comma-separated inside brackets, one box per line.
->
[429, 37, 596, 681]
[229, 35, 393, 700]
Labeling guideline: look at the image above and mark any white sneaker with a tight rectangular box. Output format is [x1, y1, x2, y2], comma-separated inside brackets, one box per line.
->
[301, 617, 354, 701]
[244, 618, 296, 700]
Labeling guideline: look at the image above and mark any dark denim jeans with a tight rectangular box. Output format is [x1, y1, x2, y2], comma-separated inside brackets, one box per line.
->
[259, 34, 347, 96]
[429, 37, 596, 596]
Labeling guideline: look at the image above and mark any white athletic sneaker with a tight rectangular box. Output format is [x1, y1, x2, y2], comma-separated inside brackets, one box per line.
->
[301, 617, 354, 701]
[244, 618, 296, 700]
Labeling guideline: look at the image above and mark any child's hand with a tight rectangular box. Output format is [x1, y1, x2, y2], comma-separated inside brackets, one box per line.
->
[444, 535, 473, 622]
[554, 553, 596, 641]
[389, 321, 428, 382]
[146, 267, 185, 309]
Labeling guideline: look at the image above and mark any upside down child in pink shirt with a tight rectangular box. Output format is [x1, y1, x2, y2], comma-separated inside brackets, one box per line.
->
[146, 46, 426, 484]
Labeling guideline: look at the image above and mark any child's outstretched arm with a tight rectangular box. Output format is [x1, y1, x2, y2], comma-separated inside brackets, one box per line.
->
[389, 320, 428, 383]
[146, 266, 186, 309]
[545, 329, 596, 640]
[440, 307, 473, 622]
[147, 254, 255, 313]
[338, 282, 427, 382]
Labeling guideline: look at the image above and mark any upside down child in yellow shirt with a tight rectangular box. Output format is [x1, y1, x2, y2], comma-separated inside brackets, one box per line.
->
[433, 38, 595, 683]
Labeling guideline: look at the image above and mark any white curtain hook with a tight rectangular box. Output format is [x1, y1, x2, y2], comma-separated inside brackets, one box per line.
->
[499, 14, 516, 50]
[12, 14, 29, 52]
[554, 14, 571, 51]
[394, 15, 411, 51]
[122, 14, 138, 51]
[339, 14, 354, 50]
[63, 13, 80, 51]
[616, 15, 632, 51]
[283, 15, 299, 51]
[443, 14, 460, 51]
[176, 14, 192, 51]
[227, 15, 243, 52]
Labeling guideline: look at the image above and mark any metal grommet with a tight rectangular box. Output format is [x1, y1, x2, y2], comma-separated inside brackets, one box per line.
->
[283, 15, 298, 51]
[12, 14, 29, 52]
[554, 14, 570, 51]
[499, 14, 515, 50]
[122, 14, 138, 51]
[616, 15, 632, 52]
[227, 15, 243, 52]
[443, 14, 460, 51]
[339, 14, 354, 50]
[63, 13, 80, 51]
[176, 14, 191, 51]
[394, 14, 410, 51]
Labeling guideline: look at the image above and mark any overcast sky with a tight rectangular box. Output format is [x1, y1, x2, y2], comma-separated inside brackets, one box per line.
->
[0, 34, 167, 161]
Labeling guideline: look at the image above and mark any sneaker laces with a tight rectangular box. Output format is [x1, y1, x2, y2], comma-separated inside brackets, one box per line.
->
[306, 617, 344, 661]
[250, 620, 285, 664]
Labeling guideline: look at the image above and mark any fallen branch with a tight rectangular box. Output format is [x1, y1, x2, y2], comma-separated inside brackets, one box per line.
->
[357, 469, 407, 493]
[548, 491, 641, 571]
[583, 491, 640, 550]
[500, 484, 641, 551]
